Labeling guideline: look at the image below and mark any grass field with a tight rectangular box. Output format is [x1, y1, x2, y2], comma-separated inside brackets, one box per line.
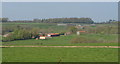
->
[2, 47, 118, 62]
[2, 33, 118, 62]
[2, 22, 68, 33]
[2, 34, 118, 46]
[2, 22, 118, 62]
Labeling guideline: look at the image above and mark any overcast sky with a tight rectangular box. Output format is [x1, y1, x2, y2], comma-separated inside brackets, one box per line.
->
[2, 2, 118, 22]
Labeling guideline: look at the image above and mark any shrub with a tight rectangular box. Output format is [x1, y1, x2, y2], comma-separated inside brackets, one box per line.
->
[13, 29, 32, 40]
[68, 26, 77, 33]
[2, 35, 14, 42]
[2, 29, 32, 42]
[30, 28, 40, 36]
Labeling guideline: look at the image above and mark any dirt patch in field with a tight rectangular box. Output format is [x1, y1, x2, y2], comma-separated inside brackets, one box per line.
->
[0, 46, 120, 48]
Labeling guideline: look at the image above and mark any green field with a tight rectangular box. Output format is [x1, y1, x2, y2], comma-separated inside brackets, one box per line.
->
[2, 33, 118, 62]
[2, 22, 118, 62]
[2, 23, 68, 33]
[2, 47, 118, 62]
[2, 34, 118, 46]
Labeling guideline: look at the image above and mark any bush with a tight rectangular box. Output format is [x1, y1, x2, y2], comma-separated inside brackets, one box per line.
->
[83, 24, 118, 34]
[13, 29, 32, 40]
[68, 26, 77, 33]
[2, 29, 32, 42]
[2, 35, 14, 42]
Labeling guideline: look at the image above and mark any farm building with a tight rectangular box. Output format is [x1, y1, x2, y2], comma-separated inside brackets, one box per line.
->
[59, 33, 64, 35]
[65, 32, 71, 35]
[57, 24, 67, 26]
[75, 25, 85, 29]
[67, 23, 76, 26]
[3, 33, 12, 37]
[76, 31, 86, 35]
[90, 24, 96, 26]
[39, 36, 49, 39]
[34, 35, 50, 40]
[90, 24, 96, 27]
[32, 35, 40, 39]
[47, 33, 60, 37]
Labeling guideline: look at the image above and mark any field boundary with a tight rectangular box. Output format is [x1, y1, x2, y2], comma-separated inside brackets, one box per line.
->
[0, 46, 120, 48]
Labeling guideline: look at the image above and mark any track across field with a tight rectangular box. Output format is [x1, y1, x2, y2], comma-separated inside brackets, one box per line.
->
[0, 46, 119, 48]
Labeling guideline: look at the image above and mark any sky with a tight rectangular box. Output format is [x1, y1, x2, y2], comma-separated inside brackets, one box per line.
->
[2, 2, 118, 22]
[1, 0, 120, 2]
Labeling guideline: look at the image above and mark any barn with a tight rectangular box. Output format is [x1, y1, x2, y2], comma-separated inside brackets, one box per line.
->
[77, 31, 86, 35]
[39, 36, 48, 39]
[47, 33, 60, 37]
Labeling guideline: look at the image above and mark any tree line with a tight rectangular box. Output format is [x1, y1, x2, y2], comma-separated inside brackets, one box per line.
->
[1, 17, 94, 24]
[33, 18, 94, 24]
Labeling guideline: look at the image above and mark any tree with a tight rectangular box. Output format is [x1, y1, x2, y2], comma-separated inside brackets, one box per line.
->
[33, 17, 94, 24]
[69, 26, 77, 33]
[12, 29, 32, 40]
[30, 28, 40, 36]
[0, 18, 9, 22]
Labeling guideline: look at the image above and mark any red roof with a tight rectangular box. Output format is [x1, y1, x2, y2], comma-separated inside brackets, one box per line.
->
[48, 33, 59, 35]
[39, 35, 47, 37]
